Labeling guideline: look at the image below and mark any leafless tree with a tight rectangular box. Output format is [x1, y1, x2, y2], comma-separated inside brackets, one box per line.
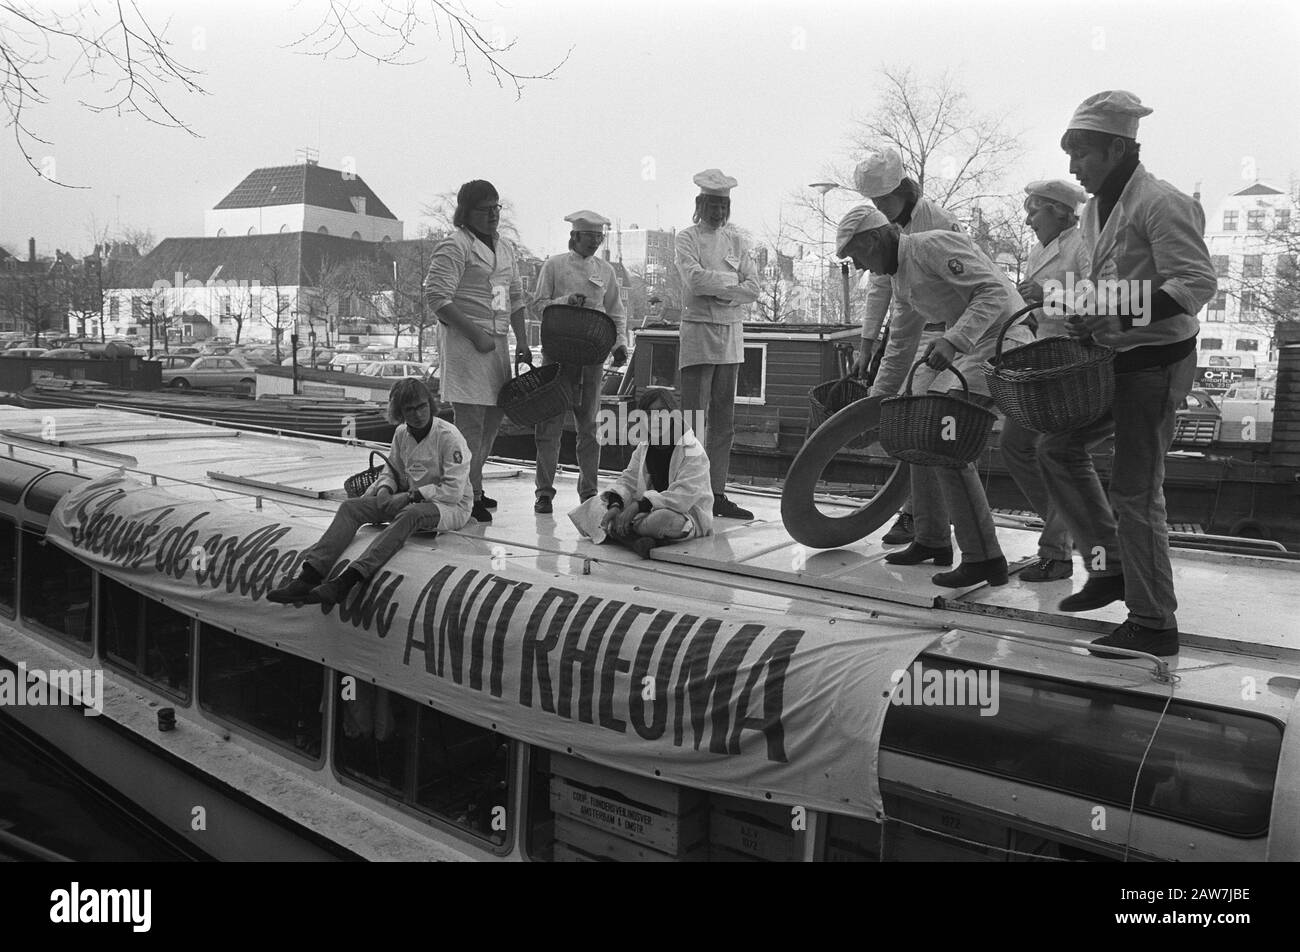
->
[3, 0, 569, 185]
[290, 0, 571, 98]
[0, 0, 207, 185]
[786, 65, 1024, 262]
[1224, 199, 1300, 334]
[259, 260, 295, 360]
[389, 238, 440, 359]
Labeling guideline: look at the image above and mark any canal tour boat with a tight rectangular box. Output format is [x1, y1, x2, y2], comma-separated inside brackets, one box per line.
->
[0, 404, 1296, 862]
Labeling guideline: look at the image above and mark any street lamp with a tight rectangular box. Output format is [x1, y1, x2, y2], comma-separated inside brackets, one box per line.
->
[809, 182, 840, 323]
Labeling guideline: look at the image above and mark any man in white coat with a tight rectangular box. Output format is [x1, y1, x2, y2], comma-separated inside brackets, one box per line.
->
[1047, 91, 1217, 658]
[839, 206, 1033, 588]
[675, 169, 760, 520]
[850, 146, 966, 546]
[531, 210, 629, 514]
[999, 178, 1089, 582]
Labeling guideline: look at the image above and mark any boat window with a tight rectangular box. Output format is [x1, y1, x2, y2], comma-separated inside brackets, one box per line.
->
[197, 623, 325, 762]
[878, 793, 1114, 862]
[0, 517, 14, 613]
[0, 459, 46, 504]
[20, 529, 92, 646]
[525, 747, 806, 862]
[648, 342, 678, 389]
[23, 472, 90, 516]
[736, 343, 767, 405]
[332, 674, 511, 850]
[880, 658, 1282, 837]
[98, 576, 192, 702]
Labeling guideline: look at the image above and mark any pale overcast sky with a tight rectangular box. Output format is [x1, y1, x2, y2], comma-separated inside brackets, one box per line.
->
[2, 0, 1297, 260]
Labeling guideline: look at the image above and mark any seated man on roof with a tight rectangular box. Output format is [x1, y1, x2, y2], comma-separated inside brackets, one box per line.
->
[597, 388, 714, 559]
[268, 378, 473, 607]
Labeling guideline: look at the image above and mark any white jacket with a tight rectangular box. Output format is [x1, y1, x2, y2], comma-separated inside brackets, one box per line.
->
[675, 224, 760, 325]
[531, 251, 629, 350]
[608, 432, 714, 536]
[1080, 163, 1217, 351]
[869, 231, 1033, 399]
[860, 197, 964, 342]
[372, 417, 473, 522]
[1025, 225, 1091, 340]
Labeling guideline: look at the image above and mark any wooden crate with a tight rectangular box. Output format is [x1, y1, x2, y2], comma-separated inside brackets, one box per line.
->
[549, 776, 707, 855]
[708, 845, 764, 862]
[554, 816, 706, 863]
[550, 754, 707, 816]
[552, 842, 604, 863]
[707, 795, 798, 863]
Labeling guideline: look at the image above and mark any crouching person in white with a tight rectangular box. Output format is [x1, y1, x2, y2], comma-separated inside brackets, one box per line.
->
[598, 388, 714, 559]
[269, 378, 473, 607]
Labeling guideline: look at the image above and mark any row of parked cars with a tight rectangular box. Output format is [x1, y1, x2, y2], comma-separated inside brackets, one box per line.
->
[0, 334, 440, 392]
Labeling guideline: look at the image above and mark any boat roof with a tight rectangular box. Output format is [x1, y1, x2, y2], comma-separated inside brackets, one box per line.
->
[3, 404, 1295, 723]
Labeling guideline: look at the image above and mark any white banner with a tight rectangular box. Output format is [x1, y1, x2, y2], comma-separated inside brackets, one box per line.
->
[48, 473, 943, 818]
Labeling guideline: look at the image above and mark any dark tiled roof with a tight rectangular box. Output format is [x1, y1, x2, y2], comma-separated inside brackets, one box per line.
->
[1234, 182, 1285, 197]
[213, 164, 398, 220]
[118, 233, 395, 289]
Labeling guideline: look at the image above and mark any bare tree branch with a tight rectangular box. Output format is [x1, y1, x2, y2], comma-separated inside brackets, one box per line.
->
[288, 0, 572, 100]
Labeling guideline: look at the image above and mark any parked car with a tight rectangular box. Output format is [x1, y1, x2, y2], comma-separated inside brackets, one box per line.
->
[280, 349, 335, 368]
[2, 348, 49, 358]
[326, 353, 370, 373]
[39, 348, 94, 360]
[1218, 382, 1274, 442]
[354, 360, 435, 381]
[150, 355, 197, 371]
[161, 355, 261, 392]
[1173, 389, 1222, 447]
[171, 346, 202, 357]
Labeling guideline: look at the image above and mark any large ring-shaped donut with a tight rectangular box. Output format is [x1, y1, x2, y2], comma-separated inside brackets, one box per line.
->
[781, 394, 910, 549]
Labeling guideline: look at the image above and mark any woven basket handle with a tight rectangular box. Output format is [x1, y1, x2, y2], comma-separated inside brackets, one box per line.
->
[993, 303, 1044, 361]
[904, 357, 970, 401]
[369, 450, 397, 490]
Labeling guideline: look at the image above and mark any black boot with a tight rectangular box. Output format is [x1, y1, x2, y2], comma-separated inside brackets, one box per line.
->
[268, 563, 324, 604]
[311, 567, 365, 608]
[882, 513, 915, 545]
[1089, 620, 1179, 658]
[932, 557, 1009, 588]
[884, 542, 954, 566]
[1059, 574, 1125, 612]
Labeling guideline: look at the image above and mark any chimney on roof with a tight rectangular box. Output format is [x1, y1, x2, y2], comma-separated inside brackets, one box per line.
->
[29, 237, 36, 263]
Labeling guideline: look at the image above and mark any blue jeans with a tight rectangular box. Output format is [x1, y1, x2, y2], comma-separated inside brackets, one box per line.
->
[1000, 417, 1073, 561]
[679, 362, 737, 495]
[535, 361, 604, 502]
[300, 495, 469, 580]
[1038, 352, 1196, 629]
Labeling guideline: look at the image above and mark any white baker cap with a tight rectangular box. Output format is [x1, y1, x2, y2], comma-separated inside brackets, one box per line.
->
[693, 168, 738, 196]
[1024, 179, 1087, 209]
[835, 205, 891, 256]
[1066, 90, 1153, 138]
[853, 147, 904, 198]
[564, 210, 610, 231]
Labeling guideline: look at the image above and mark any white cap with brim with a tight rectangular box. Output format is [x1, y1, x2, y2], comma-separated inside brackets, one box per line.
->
[835, 205, 891, 256]
[1066, 90, 1153, 139]
[1024, 179, 1088, 209]
[853, 147, 904, 198]
[693, 168, 738, 196]
[564, 210, 610, 231]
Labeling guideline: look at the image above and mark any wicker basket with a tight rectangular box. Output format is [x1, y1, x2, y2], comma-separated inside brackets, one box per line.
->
[541, 304, 617, 365]
[344, 451, 395, 498]
[498, 361, 572, 426]
[809, 376, 873, 450]
[879, 361, 995, 467]
[983, 303, 1115, 434]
